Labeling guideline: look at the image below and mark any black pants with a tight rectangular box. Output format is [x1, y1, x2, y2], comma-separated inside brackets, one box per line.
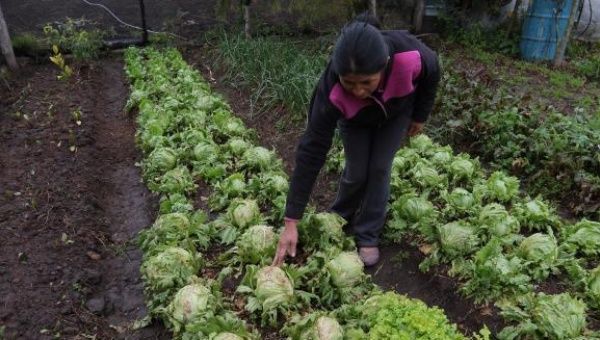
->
[331, 114, 411, 247]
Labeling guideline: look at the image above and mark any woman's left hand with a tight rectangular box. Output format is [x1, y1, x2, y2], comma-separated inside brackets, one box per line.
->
[408, 121, 425, 137]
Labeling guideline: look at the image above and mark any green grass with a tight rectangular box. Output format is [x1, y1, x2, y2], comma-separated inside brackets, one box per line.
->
[210, 30, 329, 120]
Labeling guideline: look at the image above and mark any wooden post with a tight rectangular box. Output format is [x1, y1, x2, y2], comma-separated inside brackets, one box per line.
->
[554, 0, 580, 66]
[0, 1, 18, 70]
[369, 0, 377, 18]
[244, 4, 250, 38]
[413, 0, 425, 33]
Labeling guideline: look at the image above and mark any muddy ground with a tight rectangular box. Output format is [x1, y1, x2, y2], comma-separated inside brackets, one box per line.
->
[0, 58, 168, 339]
[185, 48, 506, 336]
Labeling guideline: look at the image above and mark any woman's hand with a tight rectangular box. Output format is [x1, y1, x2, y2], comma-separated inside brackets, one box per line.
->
[408, 121, 425, 137]
[272, 219, 298, 266]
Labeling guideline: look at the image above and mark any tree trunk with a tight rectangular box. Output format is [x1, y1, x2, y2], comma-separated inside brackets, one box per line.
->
[508, 0, 523, 33]
[370, 0, 377, 17]
[413, 0, 425, 33]
[554, 0, 580, 66]
[243, 4, 251, 38]
[0, 1, 18, 70]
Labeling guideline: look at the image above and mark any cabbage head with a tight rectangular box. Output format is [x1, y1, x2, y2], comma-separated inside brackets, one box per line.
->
[396, 193, 435, 222]
[498, 292, 587, 340]
[517, 233, 558, 264]
[167, 283, 216, 330]
[430, 148, 453, 167]
[157, 166, 196, 194]
[478, 203, 520, 237]
[411, 161, 446, 188]
[561, 219, 600, 256]
[514, 198, 560, 232]
[255, 266, 294, 309]
[481, 171, 520, 202]
[145, 147, 178, 176]
[445, 188, 476, 212]
[326, 252, 364, 288]
[138, 212, 191, 252]
[226, 138, 252, 157]
[242, 146, 277, 171]
[141, 247, 201, 290]
[448, 157, 476, 180]
[213, 333, 243, 340]
[438, 221, 479, 257]
[392, 148, 421, 174]
[409, 134, 434, 154]
[308, 316, 344, 340]
[586, 266, 600, 309]
[193, 140, 219, 163]
[236, 225, 278, 264]
[227, 199, 261, 229]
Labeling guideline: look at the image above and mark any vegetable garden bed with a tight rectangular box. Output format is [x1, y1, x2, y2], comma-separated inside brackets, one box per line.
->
[127, 46, 600, 339]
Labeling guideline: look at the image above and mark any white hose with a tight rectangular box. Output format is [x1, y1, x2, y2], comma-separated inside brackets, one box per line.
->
[80, 0, 182, 38]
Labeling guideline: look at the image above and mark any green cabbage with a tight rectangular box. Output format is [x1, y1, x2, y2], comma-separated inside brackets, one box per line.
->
[255, 266, 294, 309]
[236, 225, 277, 264]
[497, 293, 588, 339]
[561, 219, 600, 256]
[227, 199, 262, 229]
[411, 161, 446, 188]
[480, 171, 520, 202]
[140, 247, 202, 291]
[516, 233, 558, 280]
[438, 221, 479, 257]
[144, 147, 178, 177]
[445, 188, 476, 212]
[430, 148, 453, 167]
[409, 134, 435, 154]
[396, 193, 435, 222]
[241, 146, 277, 171]
[327, 252, 364, 288]
[478, 204, 520, 237]
[225, 138, 252, 157]
[167, 283, 216, 332]
[448, 158, 476, 180]
[213, 333, 243, 340]
[157, 166, 196, 194]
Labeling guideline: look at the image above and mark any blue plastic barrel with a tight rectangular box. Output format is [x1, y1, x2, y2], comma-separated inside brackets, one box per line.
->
[520, 0, 573, 61]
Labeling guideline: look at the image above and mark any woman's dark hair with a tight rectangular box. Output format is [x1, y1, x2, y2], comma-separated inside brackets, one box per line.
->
[331, 13, 388, 76]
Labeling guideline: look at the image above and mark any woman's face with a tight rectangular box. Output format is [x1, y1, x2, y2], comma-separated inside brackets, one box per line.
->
[339, 72, 383, 100]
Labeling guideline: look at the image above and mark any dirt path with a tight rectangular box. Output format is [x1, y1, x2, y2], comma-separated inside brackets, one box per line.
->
[0, 58, 167, 338]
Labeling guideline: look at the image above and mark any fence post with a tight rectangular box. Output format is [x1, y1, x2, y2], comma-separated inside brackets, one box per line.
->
[0, 1, 18, 70]
[554, 0, 580, 66]
[370, 0, 377, 18]
[413, 0, 425, 33]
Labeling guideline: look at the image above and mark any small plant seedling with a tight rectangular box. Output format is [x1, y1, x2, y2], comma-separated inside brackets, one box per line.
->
[72, 108, 82, 126]
[49, 45, 73, 80]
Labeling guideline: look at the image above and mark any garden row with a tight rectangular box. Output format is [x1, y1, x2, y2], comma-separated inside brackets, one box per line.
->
[212, 32, 600, 220]
[327, 133, 600, 339]
[125, 47, 471, 339]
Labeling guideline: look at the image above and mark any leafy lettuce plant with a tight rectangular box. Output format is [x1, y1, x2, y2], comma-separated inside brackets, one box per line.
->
[497, 292, 589, 340]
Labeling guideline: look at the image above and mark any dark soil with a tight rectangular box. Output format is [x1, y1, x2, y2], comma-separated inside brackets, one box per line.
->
[184, 48, 506, 336]
[0, 58, 168, 338]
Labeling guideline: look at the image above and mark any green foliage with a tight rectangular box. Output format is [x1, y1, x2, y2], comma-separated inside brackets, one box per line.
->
[497, 292, 589, 339]
[336, 292, 466, 339]
[43, 18, 104, 61]
[11, 33, 44, 55]
[212, 31, 327, 120]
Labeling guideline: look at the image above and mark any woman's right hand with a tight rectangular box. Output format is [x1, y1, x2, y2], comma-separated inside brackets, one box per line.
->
[272, 219, 298, 266]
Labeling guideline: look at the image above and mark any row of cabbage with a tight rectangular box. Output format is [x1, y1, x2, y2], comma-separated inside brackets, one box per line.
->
[124, 46, 472, 339]
[327, 135, 600, 339]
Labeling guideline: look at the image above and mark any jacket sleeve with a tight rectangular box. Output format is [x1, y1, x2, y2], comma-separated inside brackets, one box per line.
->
[285, 69, 340, 220]
[411, 47, 441, 123]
